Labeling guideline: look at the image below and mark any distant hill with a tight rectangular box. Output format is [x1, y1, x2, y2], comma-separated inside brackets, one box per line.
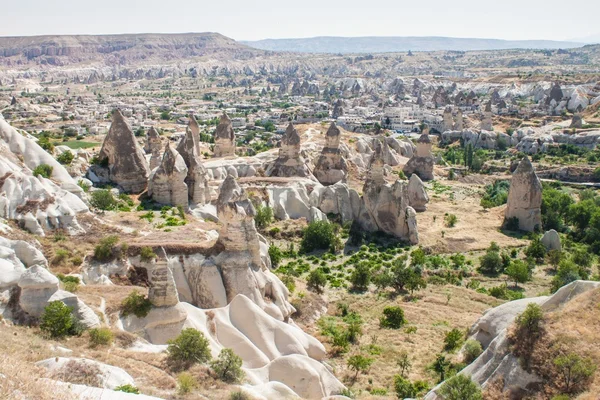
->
[0, 32, 261, 65]
[242, 36, 584, 53]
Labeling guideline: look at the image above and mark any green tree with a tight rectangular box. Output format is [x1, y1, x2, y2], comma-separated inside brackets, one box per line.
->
[505, 260, 530, 288]
[444, 328, 464, 352]
[254, 204, 274, 229]
[478, 248, 503, 276]
[300, 221, 340, 253]
[121, 290, 152, 318]
[554, 353, 596, 394]
[40, 301, 75, 338]
[463, 339, 483, 363]
[465, 143, 474, 170]
[90, 190, 118, 211]
[307, 268, 327, 294]
[210, 348, 245, 383]
[347, 354, 373, 381]
[525, 237, 546, 263]
[432, 354, 451, 382]
[438, 374, 483, 400]
[167, 328, 212, 369]
[394, 375, 417, 398]
[380, 306, 406, 329]
[397, 351, 412, 378]
[268, 244, 283, 267]
[349, 261, 371, 292]
[515, 303, 544, 338]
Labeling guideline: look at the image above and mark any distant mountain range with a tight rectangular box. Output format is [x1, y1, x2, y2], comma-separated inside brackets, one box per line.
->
[242, 36, 584, 53]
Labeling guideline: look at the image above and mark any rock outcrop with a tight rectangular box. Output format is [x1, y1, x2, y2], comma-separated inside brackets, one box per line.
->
[541, 229, 561, 251]
[504, 156, 542, 232]
[570, 113, 583, 128]
[403, 128, 434, 181]
[313, 122, 347, 185]
[94, 110, 150, 193]
[407, 173, 429, 212]
[213, 113, 236, 157]
[358, 140, 419, 243]
[481, 101, 493, 131]
[0, 119, 88, 236]
[148, 143, 188, 207]
[145, 127, 162, 169]
[177, 116, 210, 205]
[267, 123, 311, 178]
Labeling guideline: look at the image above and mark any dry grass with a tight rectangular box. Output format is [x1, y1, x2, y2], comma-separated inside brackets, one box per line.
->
[0, 357, 75, 400]
[50, 359, 103, 387]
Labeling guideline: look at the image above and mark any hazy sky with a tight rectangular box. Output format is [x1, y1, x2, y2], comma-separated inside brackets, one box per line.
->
[1, 0, 599, 42]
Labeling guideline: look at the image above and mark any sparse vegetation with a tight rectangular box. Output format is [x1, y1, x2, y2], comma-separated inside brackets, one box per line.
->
[120, 290, 152, 318]
[167, 328, 212, 369]
[88, 327, 114, 347]
[32, 164, 53, 178]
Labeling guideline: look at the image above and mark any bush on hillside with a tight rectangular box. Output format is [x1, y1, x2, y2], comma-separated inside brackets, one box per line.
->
[167, 328, 212, 369]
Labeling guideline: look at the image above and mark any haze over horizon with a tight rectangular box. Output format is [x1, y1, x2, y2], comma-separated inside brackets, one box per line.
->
[2, 0, 599, 43]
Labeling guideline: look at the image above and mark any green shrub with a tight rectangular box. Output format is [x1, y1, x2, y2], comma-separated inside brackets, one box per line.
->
[229, 391, 250, 400]
[380, 306, 406, 329]
[504, 216, 520, 231]
[525, 237, 546, 262]
[515, 303, 544, 337]
[114, 384, 140, 394]
[32, 164, 53, 178]
[40, 301, 77, 338]
[176, 372, 197, 394]
[56, 151, 74, 165]
[444, 328, 464, 352]
[90, 190, 117, 211]
[89, 327, 114, 347]
[94, 235, 119, 261]
[300, 221, 340, 253]
[394, 375, 417, 398]
[268, 244, 283, 267]
[553, 353, 596, 394]
[505, 260, 530, 288]
[167, 328, 212, 368]
[140, 246, 157, 262]
[254, 204, 274, 229]
[444, 213, 458, 227]
[63, 281, 79, 293]
[347, 354, 373, 380]
[480, 180, 509, 209]
[438, 374, 483, 400]
[121, 290, 152, 318]
[210, 348, 245, 383]
[348, 261, 371, 292]
[478, 245, 504, 276]
[307, 268, 327, 294]
[463, 339, 483, 363]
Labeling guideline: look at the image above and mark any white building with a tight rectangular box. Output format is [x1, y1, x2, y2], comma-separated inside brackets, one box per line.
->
[382, 106, 425, 131]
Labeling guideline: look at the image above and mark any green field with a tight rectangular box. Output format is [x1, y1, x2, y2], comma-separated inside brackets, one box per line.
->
[59, 140, 99, 149]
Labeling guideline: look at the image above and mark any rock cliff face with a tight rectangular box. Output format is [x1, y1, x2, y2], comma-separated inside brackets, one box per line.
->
[313, 122, 348, 185]
[358, 140, 419, 243]
[481, 101, 493, 131]
[213, 113, 236, 158]
[267, 123, 311, 178]
[504, 156, 542, 232]
[177, 116, 210, 205]
[94, 110, 150, 193]
[0, 118, 88, 235]
[403, 129, 434, 181]
[148, 143, 188, 207]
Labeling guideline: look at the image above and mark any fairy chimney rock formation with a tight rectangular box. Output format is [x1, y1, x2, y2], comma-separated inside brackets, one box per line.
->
[148, 248, 179, 308]
[443, 106, 453, 132]
[358, 145, 419, 243]
[407, 174, 429, 212]
[148, 143, 189, 207]
[267, 123, 310, 178]
[213, 113, 236, 158]
[481, 101, 493, 131]
[505, 156, 542, 232]
[146, 127, 163, 169]
[177, 116, 210, 204]
[570, 114, 583, 129]
[403, 128, 434, 181]
[97, 109, 150, 193]
[454, 108, 464, 131]
[313, 122, 348, 185]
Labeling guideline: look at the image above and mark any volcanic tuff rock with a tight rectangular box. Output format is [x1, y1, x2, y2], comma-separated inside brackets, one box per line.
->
[145, 126, 162, 169]
[403, 129, 434, 181]
[0, 119, 88, 235]
[267, 123, 311, 178]
[541, 229, 561, 251]
[481, 101, 493, 131]
[95, 109, 150, 193]
[176, 116, 210, 204]
[358, 140, 419, 243]
[148, 143, 188, 207]
[570, 113, 583, 128]
[213, 113, 236, 157]
[407, 173, 429, 212]
[313, 123, 348, 185]
[504, 156, 542, 232]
